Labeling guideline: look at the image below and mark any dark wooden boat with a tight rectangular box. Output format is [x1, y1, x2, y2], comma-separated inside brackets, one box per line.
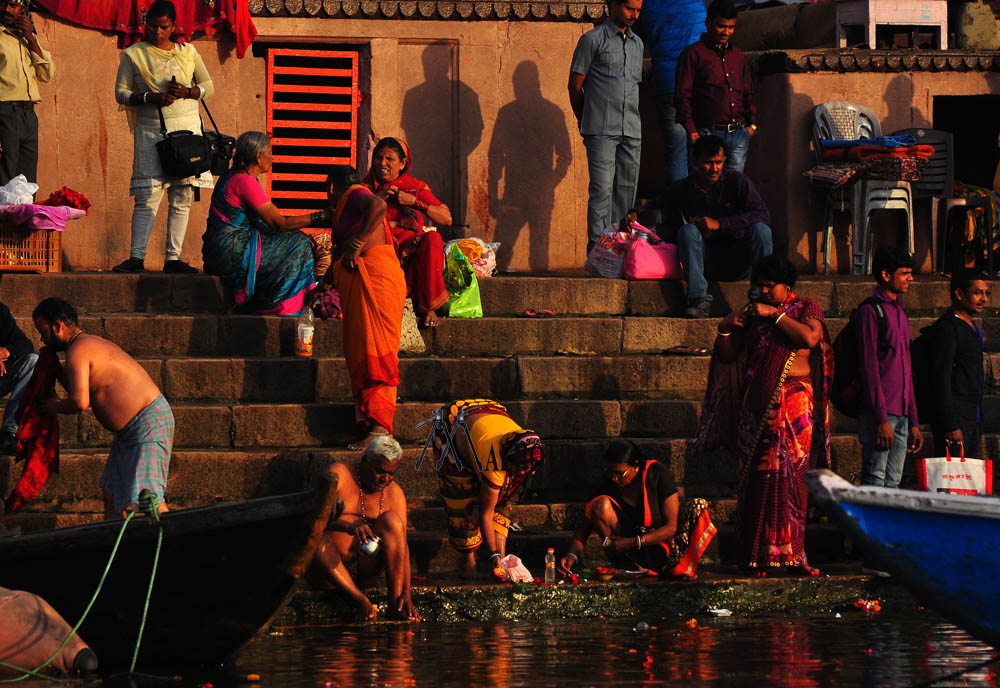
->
[0, 470, 338, 668]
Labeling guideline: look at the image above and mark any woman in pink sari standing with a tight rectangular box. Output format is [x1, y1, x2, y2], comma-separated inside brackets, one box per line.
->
[691, 255, 833, 575]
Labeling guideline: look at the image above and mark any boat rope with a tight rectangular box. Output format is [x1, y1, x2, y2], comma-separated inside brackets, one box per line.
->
[0, 491, 166, 683]
[129, 491, 163, 673]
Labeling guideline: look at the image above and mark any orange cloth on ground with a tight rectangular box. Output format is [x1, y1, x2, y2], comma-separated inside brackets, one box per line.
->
[332, 228, 406, 434]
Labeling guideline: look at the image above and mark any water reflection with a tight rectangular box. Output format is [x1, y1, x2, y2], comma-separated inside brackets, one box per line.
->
[13, 613, 999, 687]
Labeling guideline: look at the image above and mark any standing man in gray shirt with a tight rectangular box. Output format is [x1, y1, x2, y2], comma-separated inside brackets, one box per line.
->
[568, 0, 644, 256]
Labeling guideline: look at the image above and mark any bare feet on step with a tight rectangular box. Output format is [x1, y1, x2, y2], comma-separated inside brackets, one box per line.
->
[419, 310, 441, 328]
[347, 426, 390, 451]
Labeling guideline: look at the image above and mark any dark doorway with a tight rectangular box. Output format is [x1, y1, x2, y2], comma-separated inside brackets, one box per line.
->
[933, 95, 1000, 189]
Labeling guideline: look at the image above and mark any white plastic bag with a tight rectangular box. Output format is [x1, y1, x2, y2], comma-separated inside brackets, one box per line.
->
[498, 554, 534, 583]
[0, 175, 38, 205]
[585, 222, 639, 279]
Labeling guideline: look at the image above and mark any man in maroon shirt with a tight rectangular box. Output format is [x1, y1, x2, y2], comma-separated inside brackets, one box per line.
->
[675, 0, 756, 172]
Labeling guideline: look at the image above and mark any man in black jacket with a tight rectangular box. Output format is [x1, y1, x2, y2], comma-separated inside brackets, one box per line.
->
[926, 269, 989, 458]
[0, 300, 37, 452]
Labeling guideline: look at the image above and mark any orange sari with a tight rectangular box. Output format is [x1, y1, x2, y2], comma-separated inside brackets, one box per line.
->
[331, 186, 406, 433]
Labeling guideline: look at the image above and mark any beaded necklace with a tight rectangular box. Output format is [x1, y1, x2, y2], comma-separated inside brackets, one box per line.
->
[356, 463, 385, 523]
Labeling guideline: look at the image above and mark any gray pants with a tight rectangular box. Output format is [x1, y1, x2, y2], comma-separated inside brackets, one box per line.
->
[129, 183, 194, 262]
[0, 101, 39, 186]
[0, 353, 38, 436]
[582, 134, 641, 248]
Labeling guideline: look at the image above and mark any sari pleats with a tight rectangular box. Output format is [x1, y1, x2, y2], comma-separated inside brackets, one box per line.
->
[333, 244, 406, 432]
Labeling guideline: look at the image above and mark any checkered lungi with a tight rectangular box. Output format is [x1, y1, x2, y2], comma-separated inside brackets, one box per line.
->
[100, 394, 174, 514]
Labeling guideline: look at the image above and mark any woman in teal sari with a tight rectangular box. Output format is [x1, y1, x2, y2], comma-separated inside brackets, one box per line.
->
[202, 131, 325, 314]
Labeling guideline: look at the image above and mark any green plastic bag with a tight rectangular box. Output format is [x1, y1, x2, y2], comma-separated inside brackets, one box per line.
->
[442, 243, 483, 318]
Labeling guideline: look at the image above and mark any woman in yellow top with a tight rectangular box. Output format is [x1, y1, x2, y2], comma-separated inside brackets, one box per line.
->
[113, 0, 213, 274]
[434, 399, 544, 579]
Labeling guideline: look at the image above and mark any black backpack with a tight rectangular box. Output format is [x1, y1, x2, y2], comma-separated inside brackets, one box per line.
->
[910, 320, 941, 424]
[831, 297, 887, 418]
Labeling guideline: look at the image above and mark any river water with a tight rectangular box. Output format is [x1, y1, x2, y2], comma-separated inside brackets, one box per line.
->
[15, 612, 999, 687]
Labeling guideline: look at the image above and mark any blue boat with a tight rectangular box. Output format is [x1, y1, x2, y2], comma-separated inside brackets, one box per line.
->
[806, 469, 1000, 647]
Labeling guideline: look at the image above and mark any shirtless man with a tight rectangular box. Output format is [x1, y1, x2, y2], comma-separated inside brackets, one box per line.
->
[32, 298, 173, 518]
[309, 435, 419, 621]
[434, 399, 544, 580]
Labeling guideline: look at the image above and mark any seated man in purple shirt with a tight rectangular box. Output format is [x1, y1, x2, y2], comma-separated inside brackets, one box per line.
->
[855, 247, 924, 488]
[668, 135, 772, 318]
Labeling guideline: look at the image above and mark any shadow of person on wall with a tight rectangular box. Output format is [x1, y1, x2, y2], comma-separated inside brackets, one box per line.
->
[488, 61, 572, 272]
[400, 44, 483, 232]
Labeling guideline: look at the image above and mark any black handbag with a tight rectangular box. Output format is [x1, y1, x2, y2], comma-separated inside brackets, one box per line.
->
[155, 105, 212, 179]
[201, 100, 236, 176]
[154, 94, 234, 178]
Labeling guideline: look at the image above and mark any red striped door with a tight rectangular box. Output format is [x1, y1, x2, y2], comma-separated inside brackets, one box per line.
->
[266, 48, 361, 214]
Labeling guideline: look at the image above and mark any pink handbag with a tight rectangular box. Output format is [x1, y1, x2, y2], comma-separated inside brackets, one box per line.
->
[624, 232, 683, 280]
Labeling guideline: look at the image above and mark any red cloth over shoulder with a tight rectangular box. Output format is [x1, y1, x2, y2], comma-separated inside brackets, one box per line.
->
[5, 348, 60, 514]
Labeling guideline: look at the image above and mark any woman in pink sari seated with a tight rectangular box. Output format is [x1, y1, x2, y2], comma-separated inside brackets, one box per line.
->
[691, 255, 833, 576]
[361, 137, 452, 327]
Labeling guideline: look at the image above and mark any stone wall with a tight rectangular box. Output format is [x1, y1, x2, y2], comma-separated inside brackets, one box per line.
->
[746, 66, 1000, 274]
[31, 15, 592, 271]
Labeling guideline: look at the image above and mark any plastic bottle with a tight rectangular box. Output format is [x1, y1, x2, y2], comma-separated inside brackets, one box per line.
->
[544, 547, 556, 584]
[295, 307, 314, 357]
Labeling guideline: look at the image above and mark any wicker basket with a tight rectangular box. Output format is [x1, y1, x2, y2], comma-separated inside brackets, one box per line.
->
[0, 222, 61, 272]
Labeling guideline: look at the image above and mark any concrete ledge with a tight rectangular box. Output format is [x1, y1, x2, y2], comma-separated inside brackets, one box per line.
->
[280, 571, 912, 624]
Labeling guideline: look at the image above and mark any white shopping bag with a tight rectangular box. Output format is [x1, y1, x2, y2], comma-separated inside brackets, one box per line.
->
[917, 447, 993, 496]
[585, 222, 639, 279]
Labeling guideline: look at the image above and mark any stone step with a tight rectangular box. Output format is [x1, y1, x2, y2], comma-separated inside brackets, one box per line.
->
[4, 273, 996, 317]
[14, 394, 1000, 450]
[7, 434, 997, 517]
[14, 312, 1000, 359]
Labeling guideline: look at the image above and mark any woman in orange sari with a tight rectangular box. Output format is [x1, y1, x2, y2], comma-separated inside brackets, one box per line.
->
[319, 165, 406, 450]
[362, 137, 452, 327]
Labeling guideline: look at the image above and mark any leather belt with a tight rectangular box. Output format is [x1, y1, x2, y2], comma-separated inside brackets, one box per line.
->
[711, 120, 746, 133]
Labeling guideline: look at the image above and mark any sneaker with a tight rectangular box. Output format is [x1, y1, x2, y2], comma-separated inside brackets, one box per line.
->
[163, 260, 199, 274]
[0, 432, 16, 454]
[112, 258, 144, 273]
[681, 299, 712, 319]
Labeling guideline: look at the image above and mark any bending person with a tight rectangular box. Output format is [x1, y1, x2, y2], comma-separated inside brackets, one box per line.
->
[202, 131, 321, 315]
[319, 166, 405, 450]
[434, 399, 544, 579]
[33, 298, 173, 519]
[361, 137, 452, 327]
[690, 255, 833, 575]
[113, 0, 213, 274]
[558, 440, 716, 579]
[308, 435, 419, 622]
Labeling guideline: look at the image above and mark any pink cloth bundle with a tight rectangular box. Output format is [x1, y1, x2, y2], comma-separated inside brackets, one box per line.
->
[0, 204, 86, 231]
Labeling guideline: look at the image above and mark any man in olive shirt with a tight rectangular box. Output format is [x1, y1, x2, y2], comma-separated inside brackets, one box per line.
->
[0, 0, 54, 185]
[568, 0, 643, 255]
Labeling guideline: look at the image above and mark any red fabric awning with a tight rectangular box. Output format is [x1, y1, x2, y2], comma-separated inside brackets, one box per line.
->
[35, 0, 257, 58]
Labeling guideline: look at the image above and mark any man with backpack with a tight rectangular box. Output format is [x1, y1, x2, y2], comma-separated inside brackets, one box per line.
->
[854, 247, 924, 488]
[916, 269, 988, 458]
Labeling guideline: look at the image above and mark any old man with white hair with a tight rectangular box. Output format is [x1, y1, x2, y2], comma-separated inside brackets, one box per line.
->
[308, 435, 419, 621]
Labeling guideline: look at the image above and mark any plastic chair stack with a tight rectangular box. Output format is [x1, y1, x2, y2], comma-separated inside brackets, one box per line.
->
[812, 101, 914, 274]
[892, 127, 992, 273]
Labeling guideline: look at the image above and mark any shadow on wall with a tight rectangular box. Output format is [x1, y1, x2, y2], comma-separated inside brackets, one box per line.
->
[488, 61, 572, 272]
[400, 44, 483, 231]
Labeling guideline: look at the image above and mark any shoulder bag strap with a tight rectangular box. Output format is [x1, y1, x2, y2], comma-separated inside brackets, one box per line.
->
[200, 99, 223, 137]
[157, 105, 168, 138]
